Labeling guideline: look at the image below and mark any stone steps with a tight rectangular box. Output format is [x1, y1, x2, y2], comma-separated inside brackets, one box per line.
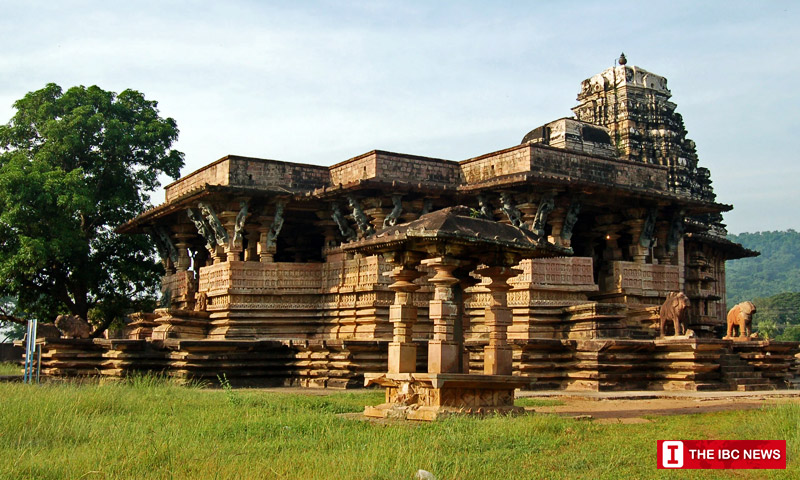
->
[737, 383, 777, 391]
[719, 352, 777, 391]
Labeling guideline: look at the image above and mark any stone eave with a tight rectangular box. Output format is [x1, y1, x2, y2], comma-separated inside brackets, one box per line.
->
[307, 178, 458, 200]
[458, 171, 731, 215]
[116, 184, 294, 234]
[685, 232, 759, 260]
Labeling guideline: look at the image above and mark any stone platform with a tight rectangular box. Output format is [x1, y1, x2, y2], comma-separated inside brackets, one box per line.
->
[27, 337, 799, 392]
[364, 373, 528, 421]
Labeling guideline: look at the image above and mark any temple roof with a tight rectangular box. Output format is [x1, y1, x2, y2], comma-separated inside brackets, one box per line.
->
[342, 206, 572, 261]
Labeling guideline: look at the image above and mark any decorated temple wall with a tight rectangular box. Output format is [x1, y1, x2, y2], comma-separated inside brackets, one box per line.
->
[460, 145, 531, 184]
[528, 147, 668, 192]
[459, 144, 670, 195]
[683, 240, 728, 332]
[227, 157, 329, 191]
[165, 156, 329, 202]
[373, 152, 460, 187]
[608, 261, 680, 302]
[328, 151, 460, 187]
[329, 152, 378, 186]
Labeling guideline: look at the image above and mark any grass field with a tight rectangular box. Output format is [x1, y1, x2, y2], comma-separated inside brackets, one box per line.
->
[0, 377, 797, 479]
[0, 361, 21, 375]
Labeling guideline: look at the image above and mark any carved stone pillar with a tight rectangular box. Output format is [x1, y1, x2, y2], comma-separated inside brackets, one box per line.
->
[602, 230, 622, 261]
[653, 222, 671, 265]
[421, 256, 461, 374]
[220, 210, 242, 262]
[163, 257, 176, 275]
[362, 198, 387, 232]
[174, 232, 193, 272]
[625, 218, 648, 263]
[474, 265, 519, 375]
[256, 215, 274, 262]
[516, 194, 537, 230]
[193, 248, 209, 270]
[387, 266, 424, 374]
[244, 228, 259, 262]
[548, 205, 566, 245]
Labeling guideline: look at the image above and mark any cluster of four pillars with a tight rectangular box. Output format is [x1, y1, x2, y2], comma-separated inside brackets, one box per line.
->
[386, 256, 519, 377]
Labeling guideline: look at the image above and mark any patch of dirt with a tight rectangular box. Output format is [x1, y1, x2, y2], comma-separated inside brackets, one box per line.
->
[527, 396, 798, 421]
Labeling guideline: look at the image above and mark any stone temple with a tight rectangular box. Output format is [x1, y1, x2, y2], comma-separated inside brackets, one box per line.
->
[38, 56, 800, 397]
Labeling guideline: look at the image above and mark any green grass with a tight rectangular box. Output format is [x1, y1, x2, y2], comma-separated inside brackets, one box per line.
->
[515, 397, 565, 408]
[0, 377, 797, 479]
[0, 361, 21, 375]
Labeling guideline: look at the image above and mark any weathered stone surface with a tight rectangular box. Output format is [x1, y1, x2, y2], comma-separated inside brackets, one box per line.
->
[59, 60, 795, 395]
[55, 315, 91, 339]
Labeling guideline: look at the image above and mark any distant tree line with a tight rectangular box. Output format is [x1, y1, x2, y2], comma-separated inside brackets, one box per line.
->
[726, 230, 800, 340]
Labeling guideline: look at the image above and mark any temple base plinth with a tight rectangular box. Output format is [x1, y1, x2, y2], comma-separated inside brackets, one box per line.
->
[363, 373, 528, 421]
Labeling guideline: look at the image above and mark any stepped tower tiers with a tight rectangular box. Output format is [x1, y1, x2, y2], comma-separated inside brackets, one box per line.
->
[30, 59, 795, 395]
[571, 54, 723, 232]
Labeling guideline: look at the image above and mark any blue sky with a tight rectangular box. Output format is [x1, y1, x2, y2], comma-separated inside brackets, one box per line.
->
[1, 0, 798, 233]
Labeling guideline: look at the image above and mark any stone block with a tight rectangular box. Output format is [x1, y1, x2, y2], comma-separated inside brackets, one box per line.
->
[428, 341, 460, 374]
[388, 342, 417, 373]
[484, 345, 513, 375]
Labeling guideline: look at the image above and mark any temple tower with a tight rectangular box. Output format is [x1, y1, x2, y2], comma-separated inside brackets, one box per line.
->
[572, 53, 715, 205]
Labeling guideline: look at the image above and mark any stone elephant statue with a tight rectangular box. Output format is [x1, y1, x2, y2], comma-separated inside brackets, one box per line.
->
[726, 301, 756, 338]
[659, 292, 690, 337]
[55, 314, 92, 339]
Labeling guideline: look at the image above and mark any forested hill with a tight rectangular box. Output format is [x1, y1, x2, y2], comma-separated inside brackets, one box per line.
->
[726, 230, 800, 305]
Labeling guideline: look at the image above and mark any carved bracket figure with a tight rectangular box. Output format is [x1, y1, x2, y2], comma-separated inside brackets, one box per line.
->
[500, 192, 524, 229]
[659, 291, 690, 336]
[383, 194, 403, 229]
[331, 202, 356, 242]
[639, 208, 658, 248]
[267, 200, 286, 248]
[421, 198, 433, 216]
[726, 301, 756, 338]
[561, 198, 581, 242]
[478, 194, 493, 220]
[347, 195, 375, 236]
[198, 202, 229, 245]
[151, 226, 179, 264]
[187, 208, 217, 251]
[231, 200, 249, 249]
[532, 194, 555, 237]
[666, 210, 685, 254]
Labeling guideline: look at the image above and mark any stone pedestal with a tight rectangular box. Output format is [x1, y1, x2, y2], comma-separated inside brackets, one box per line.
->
[421, 257, 461, 374]
[475, 266, 520, 376]
[151, 308, 210, 340]
[174, 232, 193, 272]
[386, 266, 423, 374]
[220, 210, 242, 262]
[364, 373, 527, 421]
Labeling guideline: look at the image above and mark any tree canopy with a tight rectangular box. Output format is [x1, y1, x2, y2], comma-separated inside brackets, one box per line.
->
[726, 230, 800, 305]
[0, 83, 184, 336]
[750, 292, 800, 341]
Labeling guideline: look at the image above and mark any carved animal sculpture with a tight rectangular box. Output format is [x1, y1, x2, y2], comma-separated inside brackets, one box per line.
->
[659, 292, 690, 337]
[726, 301, 756, 338]
[54, 314, 92, 339]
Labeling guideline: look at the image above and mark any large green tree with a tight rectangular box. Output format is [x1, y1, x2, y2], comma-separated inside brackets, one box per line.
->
[0, 83, 183, 336]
